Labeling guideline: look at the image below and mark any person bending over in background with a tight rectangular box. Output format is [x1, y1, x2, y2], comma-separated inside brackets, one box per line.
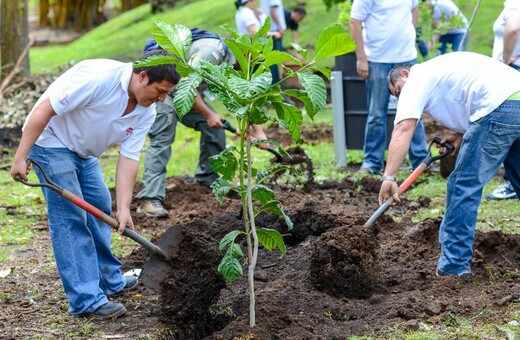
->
[379, 52, 520, 277]
[10, 50, 180, 318]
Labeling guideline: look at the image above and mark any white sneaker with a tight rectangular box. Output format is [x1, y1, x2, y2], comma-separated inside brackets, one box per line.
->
[485, 181, 518, 200]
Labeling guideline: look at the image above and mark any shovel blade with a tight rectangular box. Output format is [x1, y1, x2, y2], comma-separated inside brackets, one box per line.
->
[140, 225, 183, 294]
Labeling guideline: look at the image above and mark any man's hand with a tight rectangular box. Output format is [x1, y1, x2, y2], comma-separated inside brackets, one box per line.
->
[378, 180, 400, 206]
[207, 113, 223, 129]
[115, 209, 134, 234]
[440, 131, 463, 157]
[356, 59, 369, 80]
[11, 158, 31, 182]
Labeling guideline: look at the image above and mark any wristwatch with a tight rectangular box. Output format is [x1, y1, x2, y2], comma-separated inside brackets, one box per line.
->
[381, 175, 396, 182]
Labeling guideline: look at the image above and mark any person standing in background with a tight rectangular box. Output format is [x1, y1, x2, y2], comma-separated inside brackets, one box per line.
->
[350, 0, 428, 175]
[486, 0, 520, 200]
[284, 6, 307, 46]
[260, 0, 286, 84]
[427, 0, 469, 55]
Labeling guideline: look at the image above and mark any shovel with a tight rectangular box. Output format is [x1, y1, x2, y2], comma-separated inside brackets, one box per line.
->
[364, 136, 454, 228]
[17, 158, 182, 293]
[221, 119, 284, 162]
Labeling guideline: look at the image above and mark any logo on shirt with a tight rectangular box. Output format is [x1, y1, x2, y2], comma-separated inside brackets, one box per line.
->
[57, 91, 70, 106]
[125, 127, 134, 136]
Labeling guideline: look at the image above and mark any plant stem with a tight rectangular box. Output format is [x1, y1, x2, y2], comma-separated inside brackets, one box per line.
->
[246, 126, 258, 328]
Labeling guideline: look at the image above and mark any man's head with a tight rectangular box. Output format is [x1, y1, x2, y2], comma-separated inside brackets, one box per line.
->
[131, 50, 181, 107]
[291, 6, 307, 23]
[387, 64, 412, 98]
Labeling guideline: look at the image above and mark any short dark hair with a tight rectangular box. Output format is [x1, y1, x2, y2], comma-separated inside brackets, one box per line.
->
[293, 6, 306, 15]
[133, 49, 181, 85]
[387, 64, 412, 87]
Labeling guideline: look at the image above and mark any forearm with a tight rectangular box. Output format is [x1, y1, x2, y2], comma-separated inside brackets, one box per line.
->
[193, 90, 215, 120]
[384, 119, 417, 177]
[115, 155, 138, 212]
[349, 20, 366, 61]
[292, 31, 298, 44]
[503, 29, 520, 64]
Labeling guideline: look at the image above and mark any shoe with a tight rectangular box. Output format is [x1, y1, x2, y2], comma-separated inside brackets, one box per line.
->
[357, 167, 374, 175]
[108, 275, 139, 297]
[137, 199, 168, 218]
[77, 302, 126, 319]
[485, 182, 518, 200]
[436, 270, 472, 277]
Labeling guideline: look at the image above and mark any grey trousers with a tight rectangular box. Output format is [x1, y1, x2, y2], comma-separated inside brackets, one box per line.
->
[136, 93, 226, 202]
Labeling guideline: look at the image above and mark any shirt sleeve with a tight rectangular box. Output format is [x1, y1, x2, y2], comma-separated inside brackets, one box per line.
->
[119, 106, 156, 161]
[350, 0, 373, 21]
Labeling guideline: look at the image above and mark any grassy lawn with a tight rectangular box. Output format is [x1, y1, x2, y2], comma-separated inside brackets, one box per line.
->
[2, 0, 519, 338]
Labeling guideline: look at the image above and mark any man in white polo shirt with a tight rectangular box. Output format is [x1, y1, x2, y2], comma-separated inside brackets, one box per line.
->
[379, 51, 520, 277]
[10, 50, 180, 319]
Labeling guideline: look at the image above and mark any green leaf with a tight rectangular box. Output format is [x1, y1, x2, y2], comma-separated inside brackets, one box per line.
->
[263, 51, 302, 68]
[253, 16, 271, 41]
[219, 23, 239, 39]
[219, 230, 243, 251]
[218, 243, 244, 283]
[133, 55, 193, 78]
[209, 147, 239, 181]
[283, 89, 316, 119]
[290, 43, 308, 60]
[251, 185, 276, 205]
[173, 72, 201, 118]
[249, 106, 269, 125]
[224, 38, 250, 75]
[151, 20, 192, 61]
[249, 72, 272, 96]
[314, 23, 345, 57]
[273, 102, 303, 142]
[228, 75, 251, 98]
[211, 178, 233, 205]
[314, 66, 332, 79]
[257, 228, 286, 257]
[298, 72, 327, 112]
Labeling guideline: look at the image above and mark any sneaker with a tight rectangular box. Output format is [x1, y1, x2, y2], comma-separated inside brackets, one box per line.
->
[77, 302, 127, 319]
[485, 182, 518, 200]
[137, 199, 168, 218]
[108, 275, 139, 297]
[357, 167, 374, 175]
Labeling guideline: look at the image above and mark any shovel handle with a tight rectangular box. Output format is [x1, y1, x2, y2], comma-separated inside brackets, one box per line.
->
[17, 159, 168, 260]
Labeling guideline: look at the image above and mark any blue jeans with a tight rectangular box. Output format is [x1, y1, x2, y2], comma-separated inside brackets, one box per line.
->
[438, 32, 468, 54]
[437, 100, 520, 275]
[361, 60, 428, 173]
[29, 146, 125, 315]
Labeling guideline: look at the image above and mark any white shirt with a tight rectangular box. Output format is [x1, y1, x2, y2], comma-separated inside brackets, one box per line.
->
[492, 0, 520, 67]
[235, 6, 262, 35]
[432, 0, 468, 35]
[259, 0, 286, 31]
[395, 52, 520, 133]
[25, 59, 156, 161]
[350, 0, 418, 63]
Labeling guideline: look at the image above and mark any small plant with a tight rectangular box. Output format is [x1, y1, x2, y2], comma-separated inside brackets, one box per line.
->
[136, 19, 354, 327]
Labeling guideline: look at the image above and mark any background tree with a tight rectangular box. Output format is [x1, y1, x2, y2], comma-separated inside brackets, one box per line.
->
[0, 0, 30, 84]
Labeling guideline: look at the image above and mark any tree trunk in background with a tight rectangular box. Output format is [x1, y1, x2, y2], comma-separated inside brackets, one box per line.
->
[121, 0, 147, 11]
[150, 0, 180, 14]
[0, 0, 29, 82]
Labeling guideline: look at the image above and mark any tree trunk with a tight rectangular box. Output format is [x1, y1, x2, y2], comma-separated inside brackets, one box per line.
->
[0, 0, 29, 82]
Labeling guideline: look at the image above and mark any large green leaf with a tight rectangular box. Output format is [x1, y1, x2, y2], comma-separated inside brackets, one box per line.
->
[228, 75, 251, 98]
[263, 50, 302, 68]
[151, 20, 192, 61]
[298, 72, 327, 112]
[133, 55, 192, 78]
[273, 102, 303, 142]
[249, 106, 269, 125]
[314, 33, 356, 61]
[256, 200, 294, 230]
[257, 228, 286, 257]
[314, 23, 345, 58]
[283, 89, 316, 119]
[209, 147, 239, 181]
[253, 16, 271, 42]
[173, 72, 201, 118]
[219, 23, 239, 39]
[251, 185, 276, 205]
[249, 72, 272, 96]
[218, 243, 244, 283]
[223, 38, 250, 74]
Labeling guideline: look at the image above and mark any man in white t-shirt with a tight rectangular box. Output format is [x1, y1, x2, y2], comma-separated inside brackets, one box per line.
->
[379, 51, 520, 277]
[10, 50, 180, 318]
[350, 0, 428, 175]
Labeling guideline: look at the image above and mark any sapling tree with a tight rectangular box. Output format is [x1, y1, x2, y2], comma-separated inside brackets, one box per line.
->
[134, 19, 355, 327]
